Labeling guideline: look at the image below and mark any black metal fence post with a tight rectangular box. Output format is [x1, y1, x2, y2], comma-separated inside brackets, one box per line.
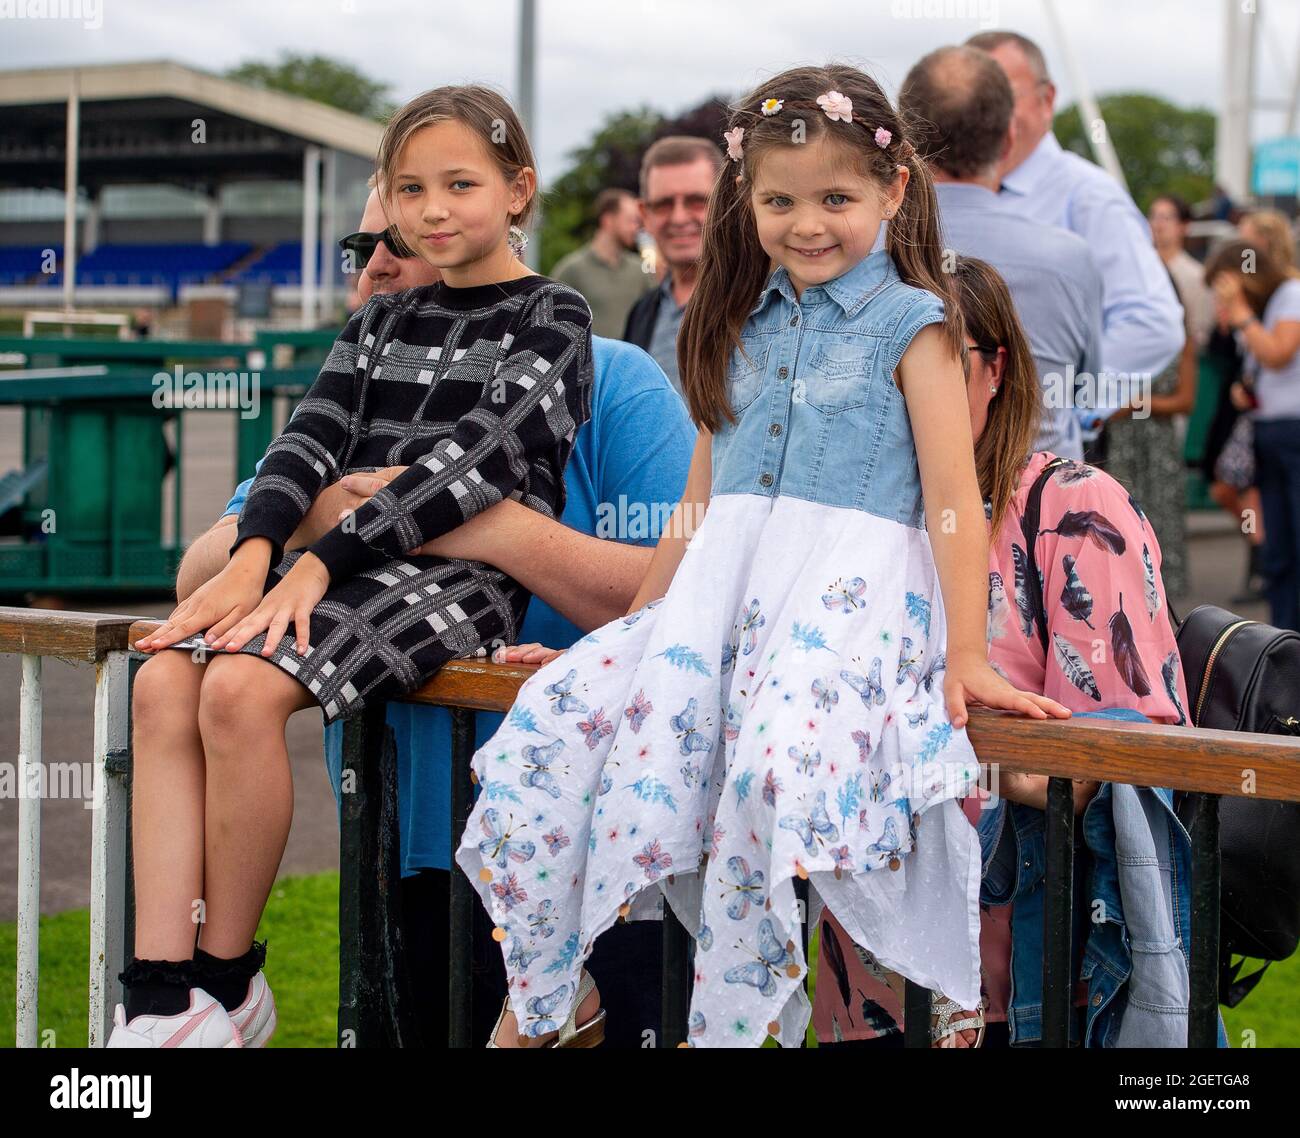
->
[1042, 776, 1075, 1047]
[337, 705, 415, 1046]
[449, 707, 476, 1047]
[661, 902, 691, 1047]
[795, 875, 810, 1048]
[1186, 792, 1222, 1048]
[903, 981, 931, 1048]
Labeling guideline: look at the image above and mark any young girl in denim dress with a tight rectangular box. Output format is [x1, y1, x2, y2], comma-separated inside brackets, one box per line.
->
[458, 63, 1070, 1050]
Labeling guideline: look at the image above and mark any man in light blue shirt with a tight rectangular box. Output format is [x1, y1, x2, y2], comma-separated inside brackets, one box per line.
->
[968, 30, 1184, 439]
[901, 45, 1104, 460]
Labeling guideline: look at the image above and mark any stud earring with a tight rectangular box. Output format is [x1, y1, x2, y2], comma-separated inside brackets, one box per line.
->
[989, 385, 998, 395]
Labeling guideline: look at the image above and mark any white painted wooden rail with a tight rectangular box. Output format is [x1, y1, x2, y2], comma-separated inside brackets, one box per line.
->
[1, 608, 138, 1047]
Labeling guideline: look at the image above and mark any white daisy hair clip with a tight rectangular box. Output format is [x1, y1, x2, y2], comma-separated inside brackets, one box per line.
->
[760, 97, 783, 116]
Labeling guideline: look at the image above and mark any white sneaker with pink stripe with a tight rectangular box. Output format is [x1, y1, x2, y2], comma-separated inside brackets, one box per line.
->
[106, 988, 243, 1048]
[228, 972, 277, 1048]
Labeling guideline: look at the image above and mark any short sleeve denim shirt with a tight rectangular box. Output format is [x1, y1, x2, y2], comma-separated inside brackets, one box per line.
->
[710, 247, 946, 531]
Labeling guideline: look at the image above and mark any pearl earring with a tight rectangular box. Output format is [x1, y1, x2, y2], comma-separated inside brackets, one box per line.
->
[989, 385, 998, 395]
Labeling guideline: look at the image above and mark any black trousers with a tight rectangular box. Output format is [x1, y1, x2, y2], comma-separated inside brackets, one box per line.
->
[398, 868, 664, 1048]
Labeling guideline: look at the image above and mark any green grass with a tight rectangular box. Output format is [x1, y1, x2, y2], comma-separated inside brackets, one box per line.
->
[4, 870, 1296, 1048]
[1221, 953, 1300, 1049]
[1, 871, 339, 1048]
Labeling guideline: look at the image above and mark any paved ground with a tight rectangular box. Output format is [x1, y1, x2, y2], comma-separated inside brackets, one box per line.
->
[0, 407, 1272, 918]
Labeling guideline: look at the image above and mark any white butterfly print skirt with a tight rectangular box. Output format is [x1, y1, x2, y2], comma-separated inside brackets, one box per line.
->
[456, 492, 983, 1047]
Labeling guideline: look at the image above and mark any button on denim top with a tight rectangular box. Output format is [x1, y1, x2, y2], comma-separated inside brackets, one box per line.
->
[711, 247, 946, 531]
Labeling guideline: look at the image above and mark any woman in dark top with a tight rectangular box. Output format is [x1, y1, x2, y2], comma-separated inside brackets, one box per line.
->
[111, 86, 592, 1048]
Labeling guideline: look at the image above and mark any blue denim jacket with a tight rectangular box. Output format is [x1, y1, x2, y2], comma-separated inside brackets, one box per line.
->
[977, 707, 1227, 1046]
[711, 247, 945, 526]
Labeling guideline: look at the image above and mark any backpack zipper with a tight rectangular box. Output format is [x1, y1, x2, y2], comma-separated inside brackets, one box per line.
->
[1193, 619, 1253, 726]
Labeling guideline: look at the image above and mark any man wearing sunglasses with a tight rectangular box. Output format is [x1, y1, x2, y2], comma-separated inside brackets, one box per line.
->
[178, 184, 694, 1048]
[622, 136, 722, 397]
[338, 191, 428, 305]
[900, 45, 1103, 462]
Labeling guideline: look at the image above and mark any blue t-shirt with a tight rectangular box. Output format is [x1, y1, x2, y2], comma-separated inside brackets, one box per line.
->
[223, 336, 694, 872]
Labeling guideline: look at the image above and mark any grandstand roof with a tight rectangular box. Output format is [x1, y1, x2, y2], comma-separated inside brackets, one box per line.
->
[0, 60, 384, 192]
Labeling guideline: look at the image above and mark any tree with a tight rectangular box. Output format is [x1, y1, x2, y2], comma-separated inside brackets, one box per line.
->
[539, 96, 731, 272]
[226, 54, 395, 122]
[1053, 93, 1216, 213]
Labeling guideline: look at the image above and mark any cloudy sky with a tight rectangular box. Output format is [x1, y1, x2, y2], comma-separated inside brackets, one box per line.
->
[2, 0, 1296, 181]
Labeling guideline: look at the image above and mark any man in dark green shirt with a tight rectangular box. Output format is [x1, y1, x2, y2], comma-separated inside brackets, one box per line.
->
[551, 188, 652, 338]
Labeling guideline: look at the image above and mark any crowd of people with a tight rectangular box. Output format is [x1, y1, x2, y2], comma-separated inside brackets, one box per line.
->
[106, 28, 1298, 1050]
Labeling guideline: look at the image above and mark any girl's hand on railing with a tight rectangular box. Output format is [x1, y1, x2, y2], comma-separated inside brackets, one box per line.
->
[944, 650, 1071, 730]
[134, 548, 267, 652]
[491, 642, 565, 667]
[207, 551, 331, 656]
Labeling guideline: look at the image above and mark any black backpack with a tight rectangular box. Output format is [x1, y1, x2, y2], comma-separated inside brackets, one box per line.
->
[1022, 458, 1300, 1006]
[1173, 604, 1300, 1003]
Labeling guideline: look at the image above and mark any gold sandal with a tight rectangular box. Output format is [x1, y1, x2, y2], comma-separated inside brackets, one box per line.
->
[487, 969, 606, 1049]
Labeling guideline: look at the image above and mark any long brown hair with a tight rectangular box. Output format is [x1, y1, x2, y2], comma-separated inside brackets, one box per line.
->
[952, 256, 1040, 535]
[1204, 239, 1290, 319]
[677, 63, 964, 432]
[375, 85, 538, 243]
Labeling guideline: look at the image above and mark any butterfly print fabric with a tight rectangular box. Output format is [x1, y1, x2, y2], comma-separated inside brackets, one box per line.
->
[458, 493, 984, 1047]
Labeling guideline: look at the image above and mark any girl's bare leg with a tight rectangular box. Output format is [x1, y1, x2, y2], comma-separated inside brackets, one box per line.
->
[195, 653, 315, 956]
[130, 650, 209, 960]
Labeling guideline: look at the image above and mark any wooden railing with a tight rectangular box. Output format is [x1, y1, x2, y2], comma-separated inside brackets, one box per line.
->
[5, 605, 1300, 1048]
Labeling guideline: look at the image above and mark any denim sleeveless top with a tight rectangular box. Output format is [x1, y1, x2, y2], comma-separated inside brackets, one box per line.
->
[710, 247, 946, 530]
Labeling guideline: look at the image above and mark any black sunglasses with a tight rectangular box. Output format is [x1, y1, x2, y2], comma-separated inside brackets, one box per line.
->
[338, 226, 415, 270]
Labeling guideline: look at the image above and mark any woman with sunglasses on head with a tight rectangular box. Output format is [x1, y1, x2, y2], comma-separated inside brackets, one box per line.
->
[114, 85, 593, 1047]
[813, 257, 1196, 1048]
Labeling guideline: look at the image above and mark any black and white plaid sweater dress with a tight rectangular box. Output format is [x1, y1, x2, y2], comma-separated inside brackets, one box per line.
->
[222, 275, 593, 724]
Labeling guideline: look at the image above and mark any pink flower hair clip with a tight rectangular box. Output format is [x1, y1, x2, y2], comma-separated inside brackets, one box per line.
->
[723, 126, 745, 162]
[874, 126, 892, 148]
[816, 90, 853, 123]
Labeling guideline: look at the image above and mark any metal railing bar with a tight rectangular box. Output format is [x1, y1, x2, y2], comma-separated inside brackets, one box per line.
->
[661, 904, 691, 1047]
[904, 980, 931, 1048]
[88, 649, 130, 1046]
[1042, 776, 1076, 1048]
[449, 708, 475, 1048]
[16, 654, 42, 1048]
[1187, 793, 1223, 1048]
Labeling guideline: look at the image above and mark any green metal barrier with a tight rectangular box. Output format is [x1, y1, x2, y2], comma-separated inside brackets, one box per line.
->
[0, 361, 317, 595]
[0, 336, 255, 371]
